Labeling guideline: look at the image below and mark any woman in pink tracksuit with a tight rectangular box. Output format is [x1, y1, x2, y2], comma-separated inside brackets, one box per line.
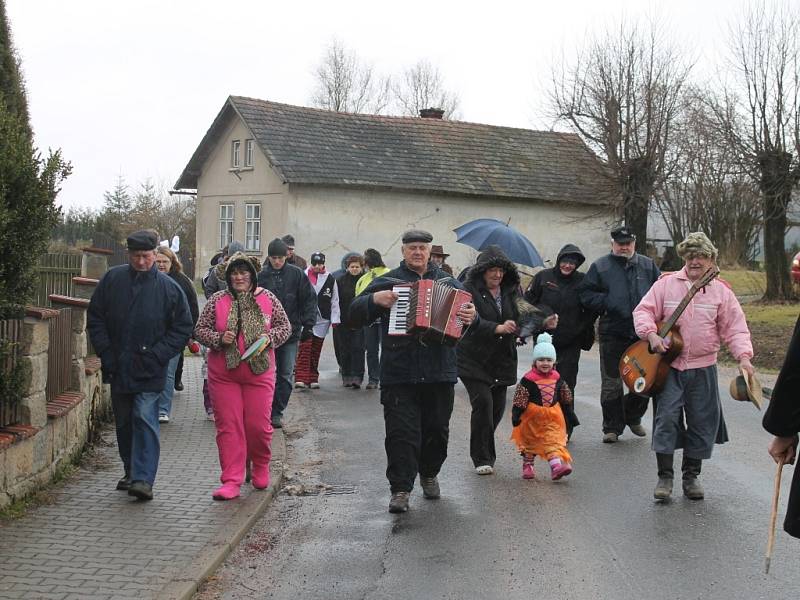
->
[195, 252, 291, 500]
[633, 232, 753, 502]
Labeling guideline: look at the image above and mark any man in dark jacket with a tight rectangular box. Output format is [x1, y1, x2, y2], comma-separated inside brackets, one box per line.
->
[525, 243, 595, 437]
[87, 230, 193, 500]
[257, 238, 316, 428]
[578, 226, 660, 443]
[349, 230, 476, 514]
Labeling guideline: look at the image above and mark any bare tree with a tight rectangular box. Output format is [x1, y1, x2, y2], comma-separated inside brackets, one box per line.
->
[713, 1, 800, 300]
[655, 86, 761, 266]
[550, 18, 692, 252]
[392, 60, 460, 119]
[310, 38, 390, 114]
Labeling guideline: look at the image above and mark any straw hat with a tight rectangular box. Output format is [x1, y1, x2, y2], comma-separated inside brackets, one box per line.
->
[729, 368, 763, 410]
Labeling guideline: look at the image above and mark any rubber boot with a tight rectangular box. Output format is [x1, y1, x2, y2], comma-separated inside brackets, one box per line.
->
[682, 456, 704, 500]
[654, 453, 674, 500]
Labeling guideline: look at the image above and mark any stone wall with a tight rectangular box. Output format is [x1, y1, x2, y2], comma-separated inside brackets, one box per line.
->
[0, 249, 111, 509]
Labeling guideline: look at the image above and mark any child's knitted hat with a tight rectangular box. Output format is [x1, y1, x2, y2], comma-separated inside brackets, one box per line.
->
[532, 332, 557, 362]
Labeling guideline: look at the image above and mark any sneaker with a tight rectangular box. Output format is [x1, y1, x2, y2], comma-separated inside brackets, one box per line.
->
[366, 382, 379, 390]
[388, 491, 410, 513]
[522, 462, 535, 479]
[475, 465, 494, 475]
[294, 381, 307, 389]
[629, 423, 647, 437]
[212, 483, 241, 501]
[549, 458, 573, 480]
[127, 480, 153, 501]
[174, 381, 184, 391]
[420, 476, 440, 499]
[116, 472, 131, 491]
[158, 414, 170, 424]
[205, 411, 215, 421]
[602, 432, 618, 443]
[309, 382, 320, 389]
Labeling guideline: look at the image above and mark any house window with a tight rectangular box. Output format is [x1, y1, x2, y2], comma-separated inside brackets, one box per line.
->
[219, 204, 234, 248]
[231, 140, 241, 168]
[244, 139, 255, 167]
[245, 203, 261, 252]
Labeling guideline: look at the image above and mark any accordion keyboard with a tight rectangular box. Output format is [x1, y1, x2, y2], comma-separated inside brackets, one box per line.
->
[388, 285, 412, 335]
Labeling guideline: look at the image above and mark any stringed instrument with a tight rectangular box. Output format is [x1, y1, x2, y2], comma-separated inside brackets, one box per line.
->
[619, 266, 720, 395]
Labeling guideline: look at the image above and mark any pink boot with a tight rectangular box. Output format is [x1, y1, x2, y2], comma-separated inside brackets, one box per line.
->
[549, 458, 573, 480]
[251, 466, 270, 490]
[212, 483, 241, 500]
[522, 460, 535, 480]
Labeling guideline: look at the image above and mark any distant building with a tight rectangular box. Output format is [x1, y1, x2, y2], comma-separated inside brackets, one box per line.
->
[175, 96, 617, 275]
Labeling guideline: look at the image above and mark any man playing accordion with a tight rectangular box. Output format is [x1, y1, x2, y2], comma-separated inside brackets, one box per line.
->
[350, 229, 477, 513]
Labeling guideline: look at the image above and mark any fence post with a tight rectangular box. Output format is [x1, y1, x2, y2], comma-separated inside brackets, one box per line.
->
[16, 314, 51, 428]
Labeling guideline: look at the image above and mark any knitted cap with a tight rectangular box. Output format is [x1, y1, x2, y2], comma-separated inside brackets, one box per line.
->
[676, 232, 718, 259]
[532, 332, 557, 361]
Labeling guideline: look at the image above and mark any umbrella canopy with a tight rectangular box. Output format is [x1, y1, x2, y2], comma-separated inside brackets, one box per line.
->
[453, 218, 544, 268]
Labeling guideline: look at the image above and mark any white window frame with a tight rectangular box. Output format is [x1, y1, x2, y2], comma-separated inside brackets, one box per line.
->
[219, 204, 234, 249]
[244, 139, 255, 168]
[245, 203, 261, 252]
[231, 140, 241, 168]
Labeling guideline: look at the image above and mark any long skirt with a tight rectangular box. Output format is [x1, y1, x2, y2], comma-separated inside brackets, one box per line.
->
[511, 403, 571, 464]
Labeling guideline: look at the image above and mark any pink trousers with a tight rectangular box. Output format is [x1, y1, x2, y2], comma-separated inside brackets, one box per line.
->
[208, 354, 275, 486]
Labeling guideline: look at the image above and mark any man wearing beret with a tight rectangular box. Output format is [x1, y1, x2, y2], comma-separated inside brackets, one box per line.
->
[578, 225, 660, 444]
[87, 230, 193, 500]
[349, 229, 477, 513]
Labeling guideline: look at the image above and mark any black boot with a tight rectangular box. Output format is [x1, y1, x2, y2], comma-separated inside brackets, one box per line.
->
[682, 456, 704, 500]
[654, 453, 674, 500]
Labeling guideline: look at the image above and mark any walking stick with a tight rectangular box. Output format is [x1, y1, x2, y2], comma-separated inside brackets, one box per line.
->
[765, 456, 786, 574]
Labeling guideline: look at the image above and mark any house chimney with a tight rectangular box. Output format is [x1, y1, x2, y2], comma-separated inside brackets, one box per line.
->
[419, 107, 445, 119]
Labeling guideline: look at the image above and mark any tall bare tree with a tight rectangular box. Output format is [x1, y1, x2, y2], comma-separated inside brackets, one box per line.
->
[310, 38, 390, 114]
[655, 86, 761, 266]
[550, 18, 692, 252]
[714, 1, 800, 300]
[392, 60, 460, 119]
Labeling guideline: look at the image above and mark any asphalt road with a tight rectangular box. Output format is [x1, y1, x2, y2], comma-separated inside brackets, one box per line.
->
[194, 343, 797, 600]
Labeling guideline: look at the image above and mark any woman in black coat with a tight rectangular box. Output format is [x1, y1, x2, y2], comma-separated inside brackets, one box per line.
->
[457, 247, 523, 475]
[763, 313, 800, 538]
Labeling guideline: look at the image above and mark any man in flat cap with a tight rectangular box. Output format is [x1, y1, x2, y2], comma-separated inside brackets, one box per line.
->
[349, 229, 477, 513]
[578, 225, 660, 444]
[634, 232, 753, 500]
[88, 230, 193, 500]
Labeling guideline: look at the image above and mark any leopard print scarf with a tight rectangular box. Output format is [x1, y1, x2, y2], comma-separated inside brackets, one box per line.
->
[224, 291, 270, 375]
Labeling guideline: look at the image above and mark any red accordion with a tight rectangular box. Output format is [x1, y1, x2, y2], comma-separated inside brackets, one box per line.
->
[388, 280, 472, 346]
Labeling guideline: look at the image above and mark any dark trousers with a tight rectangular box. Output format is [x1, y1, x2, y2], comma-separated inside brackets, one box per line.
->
[337, 327, 365, 384]
[599, 335, 649, 435]
[175, 353, 184, 385]
[555, 343, 581, 437]
[381, 383, 455, 493]
[364, 323, 382, 385]
[461, 378, 507, 468]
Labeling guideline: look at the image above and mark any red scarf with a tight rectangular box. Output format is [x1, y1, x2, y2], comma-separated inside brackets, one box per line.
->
[308, 267, 326, 286]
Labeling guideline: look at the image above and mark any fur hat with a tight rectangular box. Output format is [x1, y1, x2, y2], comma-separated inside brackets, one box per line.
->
[532, 332, 557, 362]
[224, 252, 261, 293]
[676, 232, 718, 259]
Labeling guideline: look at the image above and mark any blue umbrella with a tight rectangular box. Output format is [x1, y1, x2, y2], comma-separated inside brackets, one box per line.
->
[453, 218, 544, 268]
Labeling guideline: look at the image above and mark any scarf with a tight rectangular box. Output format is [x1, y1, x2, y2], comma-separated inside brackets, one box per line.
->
[308, 266, 326, 286]
[224, 290, 269, 375]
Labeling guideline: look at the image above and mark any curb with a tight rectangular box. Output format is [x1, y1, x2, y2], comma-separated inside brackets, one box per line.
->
[155, 430, 287, 600]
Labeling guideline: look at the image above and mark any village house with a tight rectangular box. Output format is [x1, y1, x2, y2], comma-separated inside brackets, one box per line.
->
[175, 96, 616, 275]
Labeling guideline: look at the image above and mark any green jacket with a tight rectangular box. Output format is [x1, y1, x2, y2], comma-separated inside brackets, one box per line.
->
[355, 265, 390, 296]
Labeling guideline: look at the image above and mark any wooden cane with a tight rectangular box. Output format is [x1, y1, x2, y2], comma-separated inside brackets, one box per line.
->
[765, 456, 786, 574]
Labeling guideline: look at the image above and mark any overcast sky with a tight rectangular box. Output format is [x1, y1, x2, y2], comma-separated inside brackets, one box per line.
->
[6, 0, 760, 211]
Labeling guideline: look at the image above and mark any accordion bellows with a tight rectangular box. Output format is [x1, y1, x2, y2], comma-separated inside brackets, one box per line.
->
[389, 280, 472, 346]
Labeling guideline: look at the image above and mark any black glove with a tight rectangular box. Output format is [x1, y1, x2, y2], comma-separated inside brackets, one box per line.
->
[300, 327, 313, 341]
[511, 405, 524, 427]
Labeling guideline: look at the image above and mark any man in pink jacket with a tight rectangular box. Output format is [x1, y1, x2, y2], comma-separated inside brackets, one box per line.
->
[633, 232, 754, 501]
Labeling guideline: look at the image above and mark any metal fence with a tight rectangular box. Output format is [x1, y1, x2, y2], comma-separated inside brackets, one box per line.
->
[46, 308, 73, 404]
[35, 253, 82, 307]
[0, 318, 23, 427]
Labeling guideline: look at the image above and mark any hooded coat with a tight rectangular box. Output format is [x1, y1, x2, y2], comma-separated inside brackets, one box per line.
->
[457, 247, 521, 386]
[525, 244, 595, 349]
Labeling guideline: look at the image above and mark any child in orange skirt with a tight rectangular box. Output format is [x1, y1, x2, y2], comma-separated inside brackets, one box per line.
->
[511, 333, 575, 480]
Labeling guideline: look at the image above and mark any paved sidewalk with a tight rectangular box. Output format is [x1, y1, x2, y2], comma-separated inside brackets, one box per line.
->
[0, 356, 285, 600]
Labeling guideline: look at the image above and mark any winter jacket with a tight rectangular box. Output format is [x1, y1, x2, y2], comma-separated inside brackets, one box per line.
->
[87, 263, 193, 393]
[632, 267, 753, 370]
[335, 271, 364, 329]
[457, 247, 521, 387]
[578, 252, 660, 339]
[256, 262, 316, 342]
[355, 265, 391, 296]
[525, 244, 595, 349]
[349, 261, 466, 386]
[169, 270, 199, 325]
[762, 314, 800, 538]
[306, 268, 340, 338]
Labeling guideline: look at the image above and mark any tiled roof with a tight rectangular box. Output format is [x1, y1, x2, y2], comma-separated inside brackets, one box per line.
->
[176, 96, 611, 205]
